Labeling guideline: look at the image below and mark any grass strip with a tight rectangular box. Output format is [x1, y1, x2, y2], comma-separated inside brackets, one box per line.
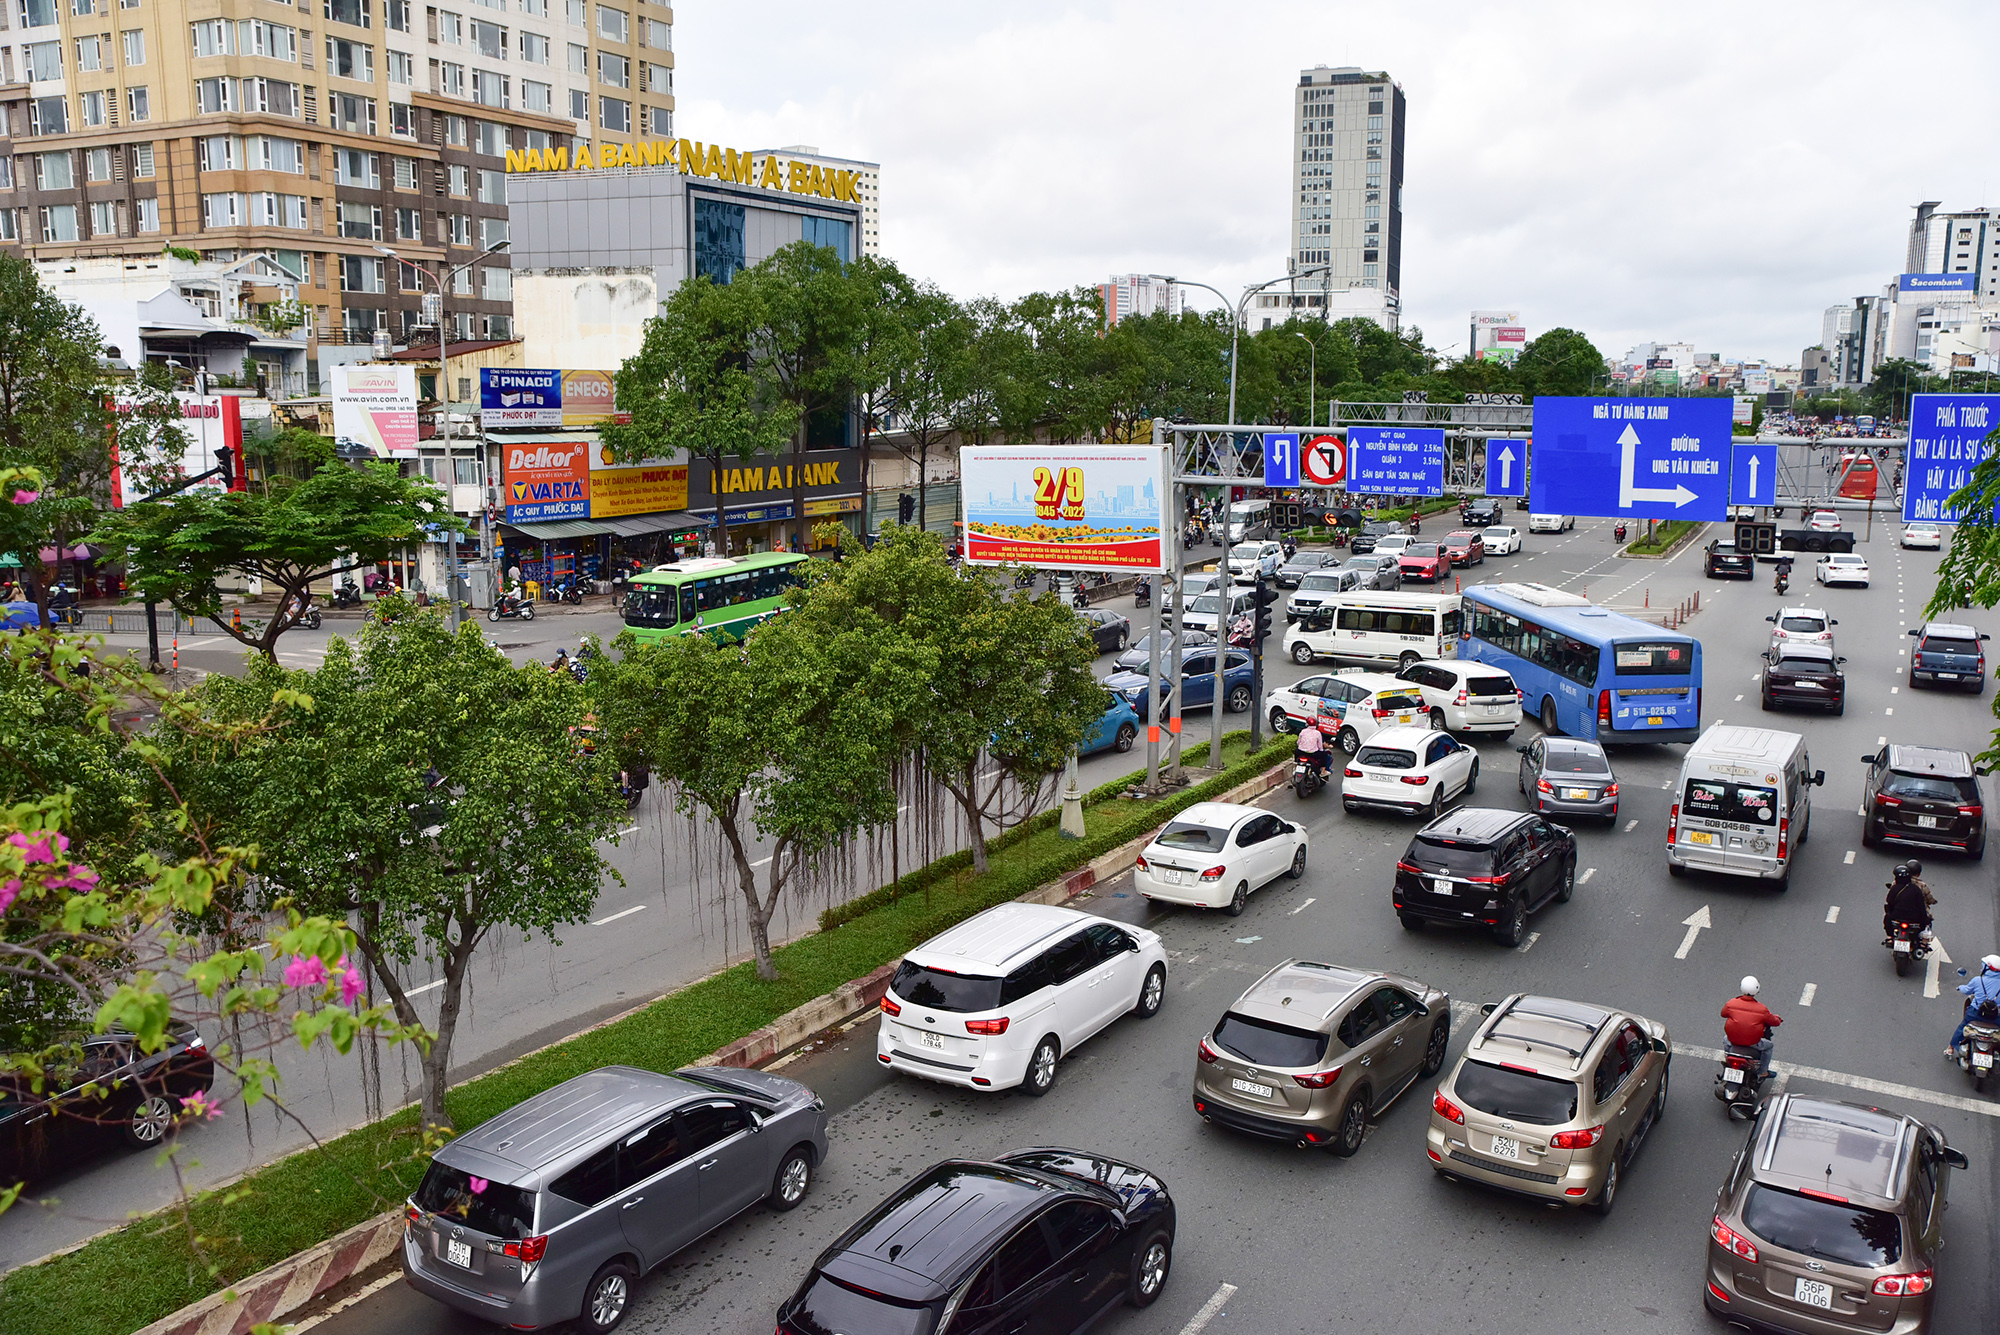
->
[1624, 519, 1700, 556]
[0, 731, 1289, 1335]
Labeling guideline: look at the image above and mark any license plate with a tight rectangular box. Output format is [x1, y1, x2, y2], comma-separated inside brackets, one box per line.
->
[1483, 704, 1504, 714]
[1723, 1067, 1745, 1085]
[1563, 788, 1591, 801]
[1647, 716, 1666, 726]
[1894, 939, 1911, 953]
[917, 1031, 945, 1051]
[1794, 1277, 1834, 1310]
[1161, 868, 1183, 885]
[1917, 816, 1941, 829]
[1976, 1052, 1994, 1070]
[1690, 831, 1715, 845]
[1938, 673, 1959, 680]
[1489, 1136, 1522, 1161]
[446, 1238, 473, 1270]
[1231, 1077, 1274, 1098]
[1396, 714, 1414, 724]
[1432, 877, 1453, 895]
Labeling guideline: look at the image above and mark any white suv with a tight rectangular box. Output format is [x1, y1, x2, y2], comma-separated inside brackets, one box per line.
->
[877, 903, 1168, 1098]
[1528, 514, 1574, 533]
[1276, 669, 1426, 755]
[1227, 542, 1285, 584]
[1394, 660, 1523, 735]
[1341, 724, 1479, 818]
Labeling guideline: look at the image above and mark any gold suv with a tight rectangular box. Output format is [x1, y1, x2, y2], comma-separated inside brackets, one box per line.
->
[1426, 993, 1669, 1213]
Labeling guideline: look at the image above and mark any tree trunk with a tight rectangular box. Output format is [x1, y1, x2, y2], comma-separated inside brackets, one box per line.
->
[417, 924, 477, 1131]
[945, 760, 991, 875]
[915, 439, 929, 531]
[716, 802, 782, 979]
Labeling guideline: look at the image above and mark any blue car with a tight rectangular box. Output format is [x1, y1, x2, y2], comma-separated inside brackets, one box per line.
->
[1080, 694, 1142, 756]
[1103, 648, 1255, 721]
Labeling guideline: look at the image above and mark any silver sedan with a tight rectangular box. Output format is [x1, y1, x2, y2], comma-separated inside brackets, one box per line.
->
[1518, 735, 1619, 822]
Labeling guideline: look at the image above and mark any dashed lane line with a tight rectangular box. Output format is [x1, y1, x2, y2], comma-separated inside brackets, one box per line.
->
[1289, 897, 1316, 914]
[1517, 931, 1541, 954]
[1826, 906, 1840, 923]
[1177, 1283, 1241, 1335]
[1843, 850, 1855, 865]
[591, 904, 646, 926]
[1579, 867, 1597, 884]
[1800, 983, 1817, 1007]
[1623, 819, 1639, 832]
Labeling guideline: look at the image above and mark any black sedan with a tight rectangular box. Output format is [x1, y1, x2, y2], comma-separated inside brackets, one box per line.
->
[1349, 521, 1404, 555]
[1114, 629, 1213, 674]
[1, 1021, 215, 1183]
[1078, 608, 1130, 654]
[777, 1148, 1177, 1335]
[1762, 643, 1846, 714]
[1276, 550, 1337, 588]
[1704, 539, 1754, 578]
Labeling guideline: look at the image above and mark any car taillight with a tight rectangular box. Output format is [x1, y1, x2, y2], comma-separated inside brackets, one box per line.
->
[1876, 793, 1902, 807]
[1711, 1216, 1758, 1262]
[1199, 865, 1227, 882]
[1960, 805, 1983, 818]
[1396, 859, 1422, 875]
[1294, 1065, 1344, 1089]
[1198, 1037, 1221, 1064]
[1667, 801, 1679, 845]
[1432, 1091, 1464, 1124]
[1454, 689, 1468, 706]
[406, 1205, 423, 1225]
[879, 996, 901, 1016]
[1401, 775, 1431, 785]
[965, 1017, 1009, 1036]
[1465, 872, 1509, 885]
[1135, 853, 1148, 871]
[1874, 1270, 1935, 1296]
[1603, 782, 1619, 797]
[1345, 767, 1364, 778]
[1597, 689, 1610, 728]
[1537, 778, 1553, 794]
[1374, 708, 1393, 719]
[1778, 816, 1789, 861]
[1550, 1125, 1604, 1149]
[186, 1036, 206, 1051]
[503, 1235, 548, 1263]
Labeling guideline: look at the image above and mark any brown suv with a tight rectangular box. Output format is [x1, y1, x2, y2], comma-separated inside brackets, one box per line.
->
[1705, 1094, 1968, 1334]
[1192, 960, 1449, 1157]
[1425, 993, 1669, 1214]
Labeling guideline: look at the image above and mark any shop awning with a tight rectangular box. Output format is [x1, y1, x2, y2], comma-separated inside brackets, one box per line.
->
[506, 511, 712, 540]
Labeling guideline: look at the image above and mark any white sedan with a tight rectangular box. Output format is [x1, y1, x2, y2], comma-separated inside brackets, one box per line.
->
[1133, 801, 1308, 915]
[1340, 724, 1478, 817]
[1815, 553, 1871, 587]
[1807, 510, 1842, 533]
[1528, 514, 1575, 533]
[1481, 525, 1523, 555]
[1902, 524, 1944, 550]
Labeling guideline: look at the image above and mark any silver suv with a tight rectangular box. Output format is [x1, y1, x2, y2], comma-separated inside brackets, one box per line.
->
[403, 1065, 829, 1333]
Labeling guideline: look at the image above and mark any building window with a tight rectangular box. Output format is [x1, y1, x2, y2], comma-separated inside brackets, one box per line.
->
[85, 147, 112, 180]
[470, 69, 508, 107]
[566, 41, 586, 72]
[78, 90, 107, 127]
[75, 34, 103, 70]
[645, 103, 671, 136]
[801, 215, 851, 263]
[332, 91, 376, 132]
[520, 31, 548, 63]
[201, 191, 244, 227]
[394, 155, 416, 188]
[449, 211, 469, 244]
[438, 61, 465, 96]
[197, 134, 240, 170]
[640, 60, 669, 93]
[479, 213, 506, 247]
[335, 147, 380, 187]
[191, 19, 235, 56]
[258, 192, 309, 228]
[564, 0, 582, 22]
[398, 258, 425, 289]
[597, 50, 627, 87]
[597, 94, 627, 132]
[195, 76, 234, 113]
[387, 49, 413, 83]
[87, 201, 116, 236]
[642, 16, 668, 49]
[450, 264, 471, 294]
[0, 158, 14, 188]
[338, 201, 382, 239]
[135, 196, 158, 231]
[482, 313, 511, 340]
[471, 17, 505, 57]
[568, 88, 587, 119]
[72, 0, 92, 14]
[30, 95, 68, 133]
[245, 20, 297, 59]
[448, 163, 468, 194]
[25, 40, 62, 80]
[435, 9, 464, 44]
[396, 205, 421, 238]
[340, 255, 385, 292]
[387, 0, 410, 29]
[446, 113, 467, 144]
[40, 204, 79, 242]
[595, 3, 624, 41]
[20, 0, 57, 26]
[693, 197, 743, 285]
[477, 167, 503, 201]
[522, 79, 551, 112]
[324, 0, 370, 28]
[126, 86, 151, 121]
[389, 100, 415, 135]
[481, 265, 509, 299]
[520, 0, 545, 13]
[132, 142, 155, 176]
[327, 36, 373, 80]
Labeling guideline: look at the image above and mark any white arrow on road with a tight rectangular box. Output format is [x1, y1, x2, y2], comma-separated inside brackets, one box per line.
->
[1617, 423, 1699, 509]
[1926, 933, 1954, 999]
[1494, 445, 1516, 491]
[1745, 454, 1761, 500]
[1675, 904, 1712, 960]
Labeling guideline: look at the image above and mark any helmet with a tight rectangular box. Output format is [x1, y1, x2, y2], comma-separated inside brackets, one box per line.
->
[1984, 955, 2000, 973]
[1905, 860, 1924, 880]
[1740, 976, 1761, 996]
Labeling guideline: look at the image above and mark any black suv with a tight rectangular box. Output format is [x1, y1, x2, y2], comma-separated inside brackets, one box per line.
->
[1908, 622, 1991, 693]
[778, 1149, 1177, 1335]
[1762, 643, 1847, 715]
[1861, 744, 1988, 858]
[1461, 500, 1503, 527]
[1393, 808, 1578, 946]
[1704, 539, 1754, 578]
[1350, 521, 1403, 555]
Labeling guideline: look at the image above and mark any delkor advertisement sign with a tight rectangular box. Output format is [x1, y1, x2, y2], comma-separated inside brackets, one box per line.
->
[331, 365, 418, 458]
[503, 440, 590, 522]
[960, 446, 1169, 573]
[589, 441, 690, 519]
[479, 369, 626, 428]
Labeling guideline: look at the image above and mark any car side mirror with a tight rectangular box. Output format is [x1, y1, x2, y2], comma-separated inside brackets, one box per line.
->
[1765, 615, 1776, 623]
[1411, 1002, 1430, 1018]
[1651, 1037, 1669, 1054]
[1813, 770, 1826, 786]
[1837, 657, 1847, 664]
[1986, 634, 1995, 642]
[1978, 766, 1992, 778]
[1515, 745, 1528, 753]
[1479, 1002, 1498, 1017]
[1941, 1146, 1970, 1170]
[1831, 619, 1839, 626]
[1908, 628, 1921, 636]
[1861, 754, 1877, 763]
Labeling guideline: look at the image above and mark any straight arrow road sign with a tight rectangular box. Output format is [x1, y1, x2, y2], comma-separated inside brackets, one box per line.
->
[1731, 442, 1779, 506]
[1926, 934, 1954, 1000]
[1675, 905, 1712, 960]
[1485, 441, 1526, 497]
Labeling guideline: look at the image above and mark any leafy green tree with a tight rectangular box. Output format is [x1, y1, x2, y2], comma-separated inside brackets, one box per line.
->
[1927, 428, 2000, 649]
[161, 612, 623, 1131]
[1866, 359, 1944, 419]
[90, 461, 455, 660]
[871, 281, 975, 531]
[238, 421, 336, 492]
[1516, 328, 1608, 398]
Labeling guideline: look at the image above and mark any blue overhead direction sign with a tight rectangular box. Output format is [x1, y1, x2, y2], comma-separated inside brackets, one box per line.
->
[1904, 393, 2000, 523]
[1484, 439, 1527, 496]
[1731, 443, 1778, 506]
[1263, 432, 1299, 488]
[1529, 397, 1731, 521]
[1347, 426, 1446, 496]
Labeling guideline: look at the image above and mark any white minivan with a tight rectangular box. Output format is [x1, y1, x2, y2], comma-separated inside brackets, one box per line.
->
[1666, 725, 1825, 887]
[1282, 590, 1463, 672]
[1224, 499, 1272, 543]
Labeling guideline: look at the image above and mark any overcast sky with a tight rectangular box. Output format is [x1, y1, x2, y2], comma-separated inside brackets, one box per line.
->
[675, 1, 2000, 367]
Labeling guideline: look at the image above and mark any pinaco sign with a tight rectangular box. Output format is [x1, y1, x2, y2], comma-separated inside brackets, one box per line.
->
[504, 138, 864, 204]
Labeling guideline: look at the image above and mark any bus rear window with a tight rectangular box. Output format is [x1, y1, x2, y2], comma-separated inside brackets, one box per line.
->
[1612, 641, 1692, 675]
[1683, 780, 1777, 824]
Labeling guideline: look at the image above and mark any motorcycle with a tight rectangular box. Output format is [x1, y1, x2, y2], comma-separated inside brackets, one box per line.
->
[1773, 568, 1790, 596]
[1227, 612, 1256, 648]
[1614, 522, 1628, 542]
[1960, 1011, 2000, 1092]
[488, 592, 536, 622]
[292, 599, 323, 631]
[553, 573, 588, 606]
[1714, 1045, 1770, 1120]
[1013, 568, 1037, 590]
[332, 579, 362, 609]
[1290, 756, 1326, 799]
[619, 765, 650, 810]
[1886, 921, 1933, 977]
[1133, 578, 1152, 609]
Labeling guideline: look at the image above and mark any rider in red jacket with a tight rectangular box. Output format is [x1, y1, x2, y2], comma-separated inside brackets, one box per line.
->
[1721, 976, 1783, 1079]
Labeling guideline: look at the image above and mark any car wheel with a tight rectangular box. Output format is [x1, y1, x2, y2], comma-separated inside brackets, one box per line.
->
[1908, 669, 1920, 690]
[767, 1145, 814, 1211]
[1399, 651, 1421, 671]
[1114, 722, 1137, 753]
[1127, 1228, 1172, 1309]
[1760, 692, 1773, 711]
[1429, 707, 1447, 731]
[1270, 707, 1290, 734]
[1465, 759, 1479, 796]
[1291, 642, 1315, 665]
[1494, 897, 1527, 947]
[1133, 964, 1166, 1018]
[1118, 631, 1129, 651]
[1540, 698, 1560, 735]
[1555, 857, 1576, 902]
[1972, 833, 1986, 862]
[1331, 1092, 1369, 1158]
[1021, 1036, 1060, 1097]
[1399, 913, 1423, 931]
[1420, 1019, 1450, 1076]
[1337, 727, 1359, 756]
[579, 1261, 637, 1334]
[124, 1093, 176, 1148]
[1288, 845, 1307, 880]
[1429, 788, 1447, 821]
[1224, 880, 1249, 917]
[1653, 1060, 1669, 1124]
[1590, 1155, 1620, 1217]
[1226, 684, 1252, 713]
[1668, 861, 1686, 879]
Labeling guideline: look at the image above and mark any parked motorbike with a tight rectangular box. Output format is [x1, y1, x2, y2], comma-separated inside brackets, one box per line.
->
[553, 573, 587, 606]
[1133, 578, 1152, 608]
[1290, 757, 1326, 799]
[332, 579, 362, 609]
[1886, 921, 1934, 977]
[1960, 1012, 2000, 1092]
[488, 592, 536, 622]
[1714, 1046, 1769, 1120]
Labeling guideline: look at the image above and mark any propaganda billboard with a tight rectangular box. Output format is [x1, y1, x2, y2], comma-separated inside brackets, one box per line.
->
[503, 439, 590, 522]
[960, 446, 1169, 573]
[109, 394, 245, 507]
[331, 365, 418, 458]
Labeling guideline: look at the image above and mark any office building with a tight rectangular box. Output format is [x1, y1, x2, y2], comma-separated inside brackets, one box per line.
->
[1289, 64, 1403, 319]
[1100, 273, 1184, 326]
[1470, 309, 1524, 363]
[757, 144, 876, 255]
[0, 0, 677, 387]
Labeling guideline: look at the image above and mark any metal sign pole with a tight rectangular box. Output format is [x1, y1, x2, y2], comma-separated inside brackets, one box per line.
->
[1145, 420, 1164, 792]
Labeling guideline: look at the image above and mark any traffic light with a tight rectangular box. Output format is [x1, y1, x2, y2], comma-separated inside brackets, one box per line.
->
[1251, 575, 1280, 642]
[215, 445, 237, 491]
[1735, 520, 1777, 555]
[897, 492, 915, 525]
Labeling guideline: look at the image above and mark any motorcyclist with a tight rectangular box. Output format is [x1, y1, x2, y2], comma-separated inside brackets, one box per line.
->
[1721, 976, 1783, 1081]
[1294, 717, 1330, 778]
[551, 647, 570, 674]
[1948, 955, 2000, 1060]
[1884, 860, 1935, 936]
[1773, 555, 1794, 592]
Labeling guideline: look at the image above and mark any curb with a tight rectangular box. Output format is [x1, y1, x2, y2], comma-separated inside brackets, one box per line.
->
[1618, 522, 1708, 562]
[121, 755, 1292, 1335]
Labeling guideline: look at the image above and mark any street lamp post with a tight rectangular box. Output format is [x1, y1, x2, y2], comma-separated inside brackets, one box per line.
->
[376, 240, 509, 630]
[1293, 329, 1320, 433]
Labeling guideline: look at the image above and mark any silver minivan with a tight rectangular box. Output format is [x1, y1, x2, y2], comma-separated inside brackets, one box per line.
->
[402, 1065, 829, 1332]
[1667, 725, 1825, 888]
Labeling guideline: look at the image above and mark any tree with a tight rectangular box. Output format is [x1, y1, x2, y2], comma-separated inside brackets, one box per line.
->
[1866, 359, 1943, 420]
[871, 281, 973, 531]
[162, 611, 623, 1131]
[1516, 328, 1607, 398]
[604, 274, 798, 556]
[238, 421, 336, 493]
[91, 461, 456, 661]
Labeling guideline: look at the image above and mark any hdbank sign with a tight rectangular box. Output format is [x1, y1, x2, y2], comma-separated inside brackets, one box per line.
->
[1899, 273, 1979, 294]
[504, 443, 589, 523]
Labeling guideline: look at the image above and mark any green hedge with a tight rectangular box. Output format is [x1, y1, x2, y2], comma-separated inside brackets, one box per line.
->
[0, 733, 1291, 1335]
[1625, 519, 1700, 556]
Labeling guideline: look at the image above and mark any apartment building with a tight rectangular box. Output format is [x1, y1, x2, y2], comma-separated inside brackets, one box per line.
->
[0, 0, 674, 386]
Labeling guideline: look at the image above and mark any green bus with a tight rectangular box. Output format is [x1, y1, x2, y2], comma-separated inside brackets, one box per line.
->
[619, 551, 811, 645]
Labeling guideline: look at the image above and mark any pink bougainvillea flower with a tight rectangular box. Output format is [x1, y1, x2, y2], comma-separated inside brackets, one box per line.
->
[336, 955, 366, 1007]
[181, 1089, 224, 1122]
[9, 489, 37, 506]
[4, 833, 56, 864]
[0, 879, 18, 913]
[50, 864, 99, 893]
[283, 954, 330, 989]
[467, 1176, 489, 1195]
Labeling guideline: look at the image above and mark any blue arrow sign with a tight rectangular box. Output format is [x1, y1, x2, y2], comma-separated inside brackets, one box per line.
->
[1348, 427, 1445, 496]
[1263, 432, 1299, 488]
[1529, 398, 1731, 520]
[1730, 443, 1778, 505]
[1904, 393, 2000, 522]
[1484, 440, 1527, 497]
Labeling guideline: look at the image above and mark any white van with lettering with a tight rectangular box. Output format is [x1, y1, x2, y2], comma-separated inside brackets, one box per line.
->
[1667, 725, 1824, 888]
[1281, 591, 1463, 673]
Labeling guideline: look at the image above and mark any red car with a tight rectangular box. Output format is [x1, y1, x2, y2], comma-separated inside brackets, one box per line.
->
[1398, 542, 1447, 583]
[1441, 531, 1486, 567]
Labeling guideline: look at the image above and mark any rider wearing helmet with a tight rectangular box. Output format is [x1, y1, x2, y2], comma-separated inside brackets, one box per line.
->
[1721, 976, 1783, 1081]
[1949, 954, 2000, 1060]
[1884, 860, 1934, 935]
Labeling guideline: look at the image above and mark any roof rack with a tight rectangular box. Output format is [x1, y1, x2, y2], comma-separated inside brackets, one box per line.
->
[1479, 996, 1614, 1069]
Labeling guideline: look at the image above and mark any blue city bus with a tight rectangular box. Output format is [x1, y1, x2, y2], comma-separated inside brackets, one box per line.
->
[1459, 582, 1702, 744]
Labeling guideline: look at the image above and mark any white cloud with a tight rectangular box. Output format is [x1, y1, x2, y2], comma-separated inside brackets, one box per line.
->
[675, 0, 2000, 364]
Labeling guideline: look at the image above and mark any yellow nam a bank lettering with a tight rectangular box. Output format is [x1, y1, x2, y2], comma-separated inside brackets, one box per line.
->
[504, 140, 862, 202]
[719, 461, 843, 494]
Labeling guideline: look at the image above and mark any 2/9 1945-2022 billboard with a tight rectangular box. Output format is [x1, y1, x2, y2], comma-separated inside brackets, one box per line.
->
[960, 446, 1169, 574]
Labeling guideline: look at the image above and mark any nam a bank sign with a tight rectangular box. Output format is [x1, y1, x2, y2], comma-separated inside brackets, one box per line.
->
[505, 138, 864, 203]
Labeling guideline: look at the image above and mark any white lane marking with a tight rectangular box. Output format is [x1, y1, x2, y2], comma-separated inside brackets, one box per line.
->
[1623, 819, 1639, 832]
[1878, 736, 1886, 745]
[1926, 935, 1954, 999]
[1843, 850, 1855, 865]
[1289, 897, 1316, 914]
[285, 1273, 402, 1333]
[1800, 983, 1817, 1007]
[591, 904, 646, 926]
[751, 854, 774, 868]
[1857, 805, 1866, 816]
[598, 825, 640, 842]
[1886, 708, 1894, 716]
[1517, 931, 1540, 954]
[405, 978, 444, 997]
[1734, 694, 1744, 702]
[1675, 905, 1712, 960]
[1177, 1284, 1240, 1335]
[1826, 906, 1840, 924]
[1579, 867, 1596, 884]
[1891, 686, 1899, 694]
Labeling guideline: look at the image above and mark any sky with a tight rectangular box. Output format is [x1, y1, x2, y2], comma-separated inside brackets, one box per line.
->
[675, 1, 2000, 367]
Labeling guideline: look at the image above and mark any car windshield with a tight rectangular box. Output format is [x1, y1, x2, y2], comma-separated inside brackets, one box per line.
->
[1452, 1060, 1579, 1126]
[1774, 657, 1837, 676]
[1883, 771, 1980, 803]
[1211, 1012, 1329, 1068]
[1300, 573, 1342, 590]
[623, 586, 679, 628]
[1740, 1185, 1902, 1269]
[1610, 640, 1692, 676]
[1404, 836, 1496, 874]
[1779, 617, 1826, 633]
[785, 1275, 933, 1335]
[413, 1160, 537, 1240]
[1156, 820, 1230, 851]
[1713, 541, 1738, 552]
[1377, 536, 1409, 548]
[1922, 636, 1980, 656]
[1404, 544, 1440, 557]
[891, 962, 1004, 1014]
[1356, 745, 1417, 769]
[1830, 556, 1864, 565]
[1543, 742, 1610, 775]
[1683, 780, 1778, 824]
[1340, 558, 1381, 571]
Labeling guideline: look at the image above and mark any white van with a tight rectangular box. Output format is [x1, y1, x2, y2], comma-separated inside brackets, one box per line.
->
[1281, 591, 1464, 672]
[1667, 725, 1825, 887]
[1225, 499, 1272, 543]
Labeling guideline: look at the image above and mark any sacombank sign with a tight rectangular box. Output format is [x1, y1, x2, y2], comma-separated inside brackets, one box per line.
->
[504, 137, 864, 203]
[504, 443, 589, 523]
[1898, 272, 1979, 294]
